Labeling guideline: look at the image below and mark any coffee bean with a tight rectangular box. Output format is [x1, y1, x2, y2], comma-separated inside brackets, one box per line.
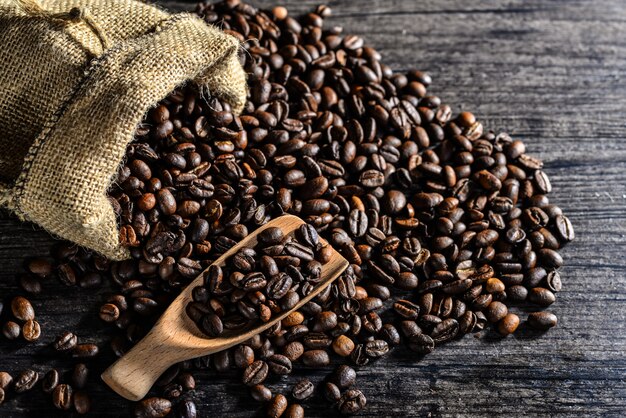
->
[268, 394, 288, 418]
[134, 397, 172, 418]
[332, 335, 355, 357]
[338, 388, 367, 415]
[22, 319, 41, 342]
[54, 331, 78, 351]
[302, 349, 330, 366]
[292, 379, 314, 400]
[485, 301, 508, 323]
[497, 313, 520, 335]
[72, 363, 88, 389]
[0, 372, 13, 390]
[242, 360, 268, 386]
[430, 318, 459, 343]
[333, 365, 357, 389]
[42, 369, 59, 393]
[285, 404, 305, 418]
[528, 287, 556, 306]
[11, 296, 34, 321]
[74, 391, 92, 415]
[72, 343, 99, 358]
[393, 300, 420, 319]
[14, 370, 38, 393]
[408, 333, 435, 354]
[546, 270, 562, 292]
[527, 311, 558, 330]
[3, 321, 20, 340]
[251, 384, 273, 403]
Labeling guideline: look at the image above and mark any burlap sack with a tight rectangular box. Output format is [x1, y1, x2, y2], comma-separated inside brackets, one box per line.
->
[0, 0, 247, 260]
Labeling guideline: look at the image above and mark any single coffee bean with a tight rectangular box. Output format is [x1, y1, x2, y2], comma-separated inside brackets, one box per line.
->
[72, 363, 89, 389]
[497, 313, 520, 335]
[54, 331, 78, 351]
[134, 397, 172, 418]
[408, 333, 435, 354]
[22, 319, 41, 342]
[332, 335, 355, 357]
[14, 370, 39, 393]
[284, 404, 305, 418]
[338, 388, 367, 414]
[72, 343, 99, 358]
[0, 372, 13, 390]
[302, 349, 330, 366]
[333, 365, 357, 389]
[527, 311, 558, 330]
[528, 287, 556, 307]
[99, 303, 120, 322]
[42, 369, 59, 393]
[242, 360, 269, 386]
[11, 296, 35, 321]
[73, 390, 91, 415]
[292, 379, 315, 400]
[178, 399, 197, 418]
[267, 393, 288, 418]
[3, 321, 20, 340]
[251, 384, 273, 403]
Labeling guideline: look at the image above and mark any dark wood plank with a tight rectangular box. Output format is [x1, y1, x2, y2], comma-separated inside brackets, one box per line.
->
[1, 0, 625, 416]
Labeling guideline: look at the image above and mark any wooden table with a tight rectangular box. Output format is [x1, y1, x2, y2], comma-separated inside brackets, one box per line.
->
[1, 0, 625, 416]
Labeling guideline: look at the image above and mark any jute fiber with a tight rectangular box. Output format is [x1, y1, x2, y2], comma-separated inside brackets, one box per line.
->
[0, 0, 247, 260]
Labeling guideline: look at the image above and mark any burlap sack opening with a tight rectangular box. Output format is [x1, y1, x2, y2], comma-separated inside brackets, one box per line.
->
[0, 0, 247, 260]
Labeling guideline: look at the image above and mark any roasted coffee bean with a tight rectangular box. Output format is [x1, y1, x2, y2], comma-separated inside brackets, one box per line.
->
[0, 372, 12, 392]
[485, 301, 508, 323]
[497, 313, 520, 335]
[3, 321, 20, 340]
[22, 319, 41, 342]
[408, 333, 435, 354]
[528, 287, 556, 306]
[333, 365, 357, 388]
[431, 318, 459, 344]
[11, 296, 34, 321]
[134, 397, 172, 418]
[72, 343, 99, 358]
[54, 331, 78, 352]
[74, 391, 92, 415]
[251, 384, 273, 403]
[242, 360, 268, 386]
[52, 384, 73, 410]
[338, 388, 367, 415]
[546, 270, 562, 292]
[284, 404, 305, 418]
[72, 363, 89, 389]
[302, 349, 330, 366]
[527, 311, 558, 330]
[14, 370, 38, 393]
[393, 300, 420, 319]
[42, 369, 59, 393]
[332, 335, 355, 357]
[292, 379, 315, 400]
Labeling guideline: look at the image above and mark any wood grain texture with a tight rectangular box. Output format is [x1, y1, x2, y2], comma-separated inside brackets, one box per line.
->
[102, 214, 348, 401]
[1, 0, 625, 416]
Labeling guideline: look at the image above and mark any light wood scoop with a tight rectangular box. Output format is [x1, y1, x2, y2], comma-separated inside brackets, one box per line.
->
[101, 214, 349, 401]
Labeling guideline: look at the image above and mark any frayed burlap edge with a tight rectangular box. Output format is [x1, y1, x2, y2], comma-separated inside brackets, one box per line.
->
[1, 12, 247, 260]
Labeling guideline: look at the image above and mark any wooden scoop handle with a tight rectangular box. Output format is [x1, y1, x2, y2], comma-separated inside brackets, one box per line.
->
[101, 327, 183, 401]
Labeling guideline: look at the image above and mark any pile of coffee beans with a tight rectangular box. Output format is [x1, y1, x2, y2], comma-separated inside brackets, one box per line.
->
[1, 296, 40, 342]
[0, 0, 574, 416]
[187, 224, 331, 336]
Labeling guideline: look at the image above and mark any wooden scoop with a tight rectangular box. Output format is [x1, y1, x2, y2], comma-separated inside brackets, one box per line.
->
[101, 214, 349, 401]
